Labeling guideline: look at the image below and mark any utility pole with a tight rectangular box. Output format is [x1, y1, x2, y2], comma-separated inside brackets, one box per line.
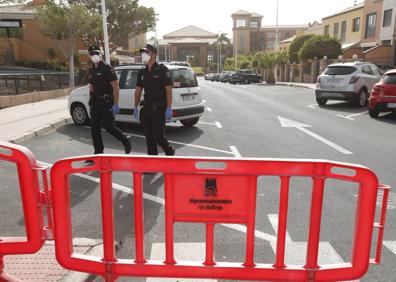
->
[275, 0, 279, 82]
[235, 31, 238, 70]
[101, 0, 110, 64]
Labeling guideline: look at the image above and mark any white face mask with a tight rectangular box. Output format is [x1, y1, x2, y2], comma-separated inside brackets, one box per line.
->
[91, 54, 101, 64]
[141, 53, 151, 64]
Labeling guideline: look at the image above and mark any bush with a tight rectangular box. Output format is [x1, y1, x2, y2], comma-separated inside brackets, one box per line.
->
[298, 35, 342, 60]
[288, 34, 315, 63]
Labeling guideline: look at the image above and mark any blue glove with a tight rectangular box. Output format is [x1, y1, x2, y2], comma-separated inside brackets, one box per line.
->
[134, 107, 139, 120]
[165, 106, 172, 121]
[110, 104, 120, 116]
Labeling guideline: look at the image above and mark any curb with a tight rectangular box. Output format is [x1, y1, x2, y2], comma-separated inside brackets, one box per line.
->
[8, 117, 72, 144]
[61, 238, 103, 282]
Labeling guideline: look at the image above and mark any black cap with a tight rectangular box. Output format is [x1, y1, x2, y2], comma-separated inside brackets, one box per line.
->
[139, 44, 158, 54]
[88, 45, 101, 55]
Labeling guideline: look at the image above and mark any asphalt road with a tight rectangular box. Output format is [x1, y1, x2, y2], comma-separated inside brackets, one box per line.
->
[1, 78, 396, 281]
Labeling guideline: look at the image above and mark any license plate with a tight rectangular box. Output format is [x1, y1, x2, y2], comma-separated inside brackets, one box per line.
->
[182, 95, 196, 101]
[388, 103, 396, 108]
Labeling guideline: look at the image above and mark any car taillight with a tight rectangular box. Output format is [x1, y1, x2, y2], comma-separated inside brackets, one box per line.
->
[371, 84, 384, 96]
[349, 76, 359, 84]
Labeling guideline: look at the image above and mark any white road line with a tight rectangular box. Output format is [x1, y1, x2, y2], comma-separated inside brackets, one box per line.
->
[337, 111, 368, 120]
[206, 107, 212, 112]
[229, 146, 241, 158]
[198, 122, 216, 126]
[127, 133, 234, 156]
[202, 100, 206, 103]
[307, 103, 319, 108]
[147, 243, 217, 282]
[38, 160, 277, 244]
[278, 117, 353, 155]
[384, 241, 396, 256]
[268, 214, 359, 274]
[214, 121, 222, 129]
[299, 127, 353, 155]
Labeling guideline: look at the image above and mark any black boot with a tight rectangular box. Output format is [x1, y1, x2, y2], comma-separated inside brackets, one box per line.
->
[164, 146, 175, 156]
[124, 135, 132, 154]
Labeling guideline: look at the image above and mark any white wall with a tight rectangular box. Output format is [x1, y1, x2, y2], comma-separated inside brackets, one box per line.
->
[380, 0, 396, 43]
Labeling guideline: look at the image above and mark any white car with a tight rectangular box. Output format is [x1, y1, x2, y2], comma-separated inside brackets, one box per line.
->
[68, 64, 205, 127]
[315, 62, 383, 107]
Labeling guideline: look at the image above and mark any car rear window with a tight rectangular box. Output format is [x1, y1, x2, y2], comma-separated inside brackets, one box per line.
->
[171, 68, 198, 88]
[324, 66, 357, 75]
[383, 73, 396, 84]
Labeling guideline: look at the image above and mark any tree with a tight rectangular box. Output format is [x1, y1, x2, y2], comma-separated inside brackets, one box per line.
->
[298, 35, 342, 60]
[288, 34, 315, 63]
[36, 1, 101, 87]
[259, 52, 287, 84]
[69, 0, 156, 51]
[213, 33, 230, 73]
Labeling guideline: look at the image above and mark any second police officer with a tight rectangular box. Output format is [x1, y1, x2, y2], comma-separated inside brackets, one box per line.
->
[88, 45, 132, 156]
[133, 44, 175, 156]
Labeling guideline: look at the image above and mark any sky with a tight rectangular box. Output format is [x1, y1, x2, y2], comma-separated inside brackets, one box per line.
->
[139, 0, 360, 38]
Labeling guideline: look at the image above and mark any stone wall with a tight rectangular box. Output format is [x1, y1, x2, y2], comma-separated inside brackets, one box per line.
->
[0, 88, 70, 109]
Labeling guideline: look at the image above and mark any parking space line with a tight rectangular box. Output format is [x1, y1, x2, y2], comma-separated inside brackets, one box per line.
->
[206, 107, 212, 112]
[126, 133, 234, 156]
[337, 111, 368, 120]
[214, 121, 222, 128]
[229, 146, 242, 158]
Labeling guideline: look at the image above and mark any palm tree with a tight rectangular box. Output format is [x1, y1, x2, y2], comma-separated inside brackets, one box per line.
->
[213, 33, 231, 73]
[259, 51, 288, 84]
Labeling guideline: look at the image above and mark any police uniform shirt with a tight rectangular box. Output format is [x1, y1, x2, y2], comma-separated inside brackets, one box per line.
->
[136, 62, 172, 104]
[89, 62, 118, 97]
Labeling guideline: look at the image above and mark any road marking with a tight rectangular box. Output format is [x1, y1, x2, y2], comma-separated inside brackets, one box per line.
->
[337, 111, 368, 121]
[377, 190, 396, 210]
[202, 100, 206, 103]
[268, 214, 359, 275]
[278, 116, 353, 155]
[147, 243, 217, 282]
[206, 107, 212, 112]
[127, 133, 234, 156]
[307, 101, 343, 108]
[214, 121, 222, 129]
[307, 103, 319, 108]
[229, 146, 241, 158]
[384, 241, 396, 256]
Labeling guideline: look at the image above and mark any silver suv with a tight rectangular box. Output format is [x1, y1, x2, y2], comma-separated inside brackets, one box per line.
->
[315, 62, 383, 107]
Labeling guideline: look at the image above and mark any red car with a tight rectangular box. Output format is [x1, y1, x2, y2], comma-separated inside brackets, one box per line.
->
[369, 69, 396, 118]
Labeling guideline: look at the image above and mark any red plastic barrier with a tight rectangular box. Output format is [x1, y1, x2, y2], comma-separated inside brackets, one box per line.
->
[49, 155, 388, 282]
[0, 142, 44, 256]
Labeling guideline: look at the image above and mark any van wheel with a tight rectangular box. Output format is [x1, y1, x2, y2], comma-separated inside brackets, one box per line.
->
[316, 97, 328, 106]
[71, 103, 90, 126]
[181, 117, 199, 127]
[356, 89, 368, 107]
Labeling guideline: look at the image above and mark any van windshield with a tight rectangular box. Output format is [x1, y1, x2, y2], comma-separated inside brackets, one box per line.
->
[324, 66, 357, 75]
[171, 69, 198, 88]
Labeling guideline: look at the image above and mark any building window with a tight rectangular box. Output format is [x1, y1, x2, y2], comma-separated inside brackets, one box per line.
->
[267, 32, 276, 39]
[324, 25, 330, 35]
[266, 41, 275, 49]
[352, 17, 360, 32]
[208, 55, 213, 63]
[365, 12, 377, 38]
[284, 32, 291, 39]
[383, 9, 392, 27]
[333, 23, 339, 38]
[250, 21, 258, 28]
[236, 19, 246, 28]
[341, 21, 347, 42]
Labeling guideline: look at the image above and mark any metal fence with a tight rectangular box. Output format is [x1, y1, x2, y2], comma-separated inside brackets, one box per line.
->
[0, 71, 72, 96]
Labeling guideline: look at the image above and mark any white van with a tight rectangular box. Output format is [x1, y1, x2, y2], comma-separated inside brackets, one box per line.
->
[68, 64, 205, 127]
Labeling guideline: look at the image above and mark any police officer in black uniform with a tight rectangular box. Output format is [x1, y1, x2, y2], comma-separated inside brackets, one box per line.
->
[88, 45, 131, 155]
[134, 44, 175, 156]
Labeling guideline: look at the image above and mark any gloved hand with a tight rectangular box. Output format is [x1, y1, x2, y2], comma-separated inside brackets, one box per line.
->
[110, 104, 120, 116]
[134, 106, 139, 120]
[165, 106, 172, 121]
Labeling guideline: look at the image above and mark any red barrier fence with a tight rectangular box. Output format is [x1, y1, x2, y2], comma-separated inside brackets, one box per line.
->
[0, 141, 391, 281]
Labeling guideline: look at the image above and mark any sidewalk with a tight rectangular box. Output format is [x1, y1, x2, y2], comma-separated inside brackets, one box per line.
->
[0, 96, 71, 143]
[0, 96, 103, 282]
[276, 82, 316, 89]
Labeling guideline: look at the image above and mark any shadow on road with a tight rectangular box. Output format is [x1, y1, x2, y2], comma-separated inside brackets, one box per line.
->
[373, 112, 396, 124]
[316, 101, 368, 114]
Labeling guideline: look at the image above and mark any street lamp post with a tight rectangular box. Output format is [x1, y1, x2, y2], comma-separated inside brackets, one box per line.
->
[101, 0, 110, 64]
[154, 13, 159, 61]
[275, 0, 279, 82]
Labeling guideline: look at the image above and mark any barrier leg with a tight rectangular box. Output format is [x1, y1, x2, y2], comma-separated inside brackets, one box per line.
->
[0, 257, 21, 282]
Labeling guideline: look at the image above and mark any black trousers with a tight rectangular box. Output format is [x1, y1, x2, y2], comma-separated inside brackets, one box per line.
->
[140, 105, 173, 155]
[90, 101, 128, 154]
